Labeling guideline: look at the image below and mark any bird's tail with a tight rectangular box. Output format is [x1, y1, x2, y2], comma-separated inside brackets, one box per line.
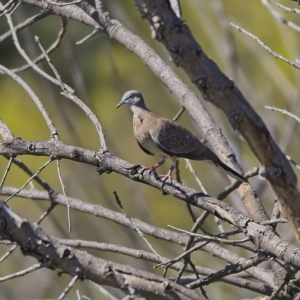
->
[214, 160, 247, 183]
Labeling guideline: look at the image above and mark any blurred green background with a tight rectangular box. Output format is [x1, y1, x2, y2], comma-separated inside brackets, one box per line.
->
[0, 0, 300, 299]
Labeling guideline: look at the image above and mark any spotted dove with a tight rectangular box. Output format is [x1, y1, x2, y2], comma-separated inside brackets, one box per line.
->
[116, 90, 247, 184]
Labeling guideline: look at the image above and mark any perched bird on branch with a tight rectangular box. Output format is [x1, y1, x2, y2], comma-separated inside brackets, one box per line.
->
[116, 90, 247, 185]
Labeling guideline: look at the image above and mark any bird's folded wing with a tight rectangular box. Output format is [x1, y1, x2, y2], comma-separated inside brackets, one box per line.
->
[136, 140, 155, 156]
[150, 118, 217, 160]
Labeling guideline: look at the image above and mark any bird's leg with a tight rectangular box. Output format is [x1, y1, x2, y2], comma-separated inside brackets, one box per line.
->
[159, 158, 177, 187]
[141, 157, 165, 175]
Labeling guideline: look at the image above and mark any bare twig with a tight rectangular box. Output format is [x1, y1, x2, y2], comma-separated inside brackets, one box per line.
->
[56, 160, 71, 232]
[265, 106, 300, 124]
[0, 263, 45, 282]
[76, 28, 99, 45]
[35, 36, 107, 150]
[173, 106, 185, 121]
[0, 12, 47, 43]
[276, 3, 300, 14]
[187, 253, 269, 288]
[4, 159, 53, 203]
[168, 225, 250, 245]
[92, 284, 118, 300]
[0, 245, 18, 263]
[113, 191, 164, 263]
[11, 17, 67, 73]
[58, 275, 79, 300]
[231, 23, 300, 69]
[262, 0, 300, 33]
[4, 13, 74, 93]
[0, 65, 58, 137]
[0, 157, 13, 189]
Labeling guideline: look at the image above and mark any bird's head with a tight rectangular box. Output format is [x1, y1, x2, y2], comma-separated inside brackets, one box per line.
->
[116, 90, 147, 110]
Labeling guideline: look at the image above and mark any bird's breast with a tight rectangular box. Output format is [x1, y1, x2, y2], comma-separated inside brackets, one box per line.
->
[133, 114, 167, 157]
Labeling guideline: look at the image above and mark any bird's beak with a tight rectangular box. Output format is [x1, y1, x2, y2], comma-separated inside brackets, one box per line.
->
[116, 95, 127, 109]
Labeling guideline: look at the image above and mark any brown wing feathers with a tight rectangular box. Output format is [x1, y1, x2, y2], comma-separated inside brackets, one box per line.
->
[151, 118, 218, 161]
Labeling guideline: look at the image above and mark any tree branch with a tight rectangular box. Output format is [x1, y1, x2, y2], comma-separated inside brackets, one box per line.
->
[0, 200, 201, 300]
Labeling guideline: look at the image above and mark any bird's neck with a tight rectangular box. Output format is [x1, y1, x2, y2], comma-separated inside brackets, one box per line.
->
[130, 105, 149, 116]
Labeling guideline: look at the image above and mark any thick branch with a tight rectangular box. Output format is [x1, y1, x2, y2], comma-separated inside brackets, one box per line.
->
[0, 200, 201, 300]
[0, 187, 273, 286]
[137, 0, 300, 240]
[1, 138, 300, 270]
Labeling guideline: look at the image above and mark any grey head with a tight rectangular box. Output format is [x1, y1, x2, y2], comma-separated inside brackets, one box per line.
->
[116, 90, 148, 110]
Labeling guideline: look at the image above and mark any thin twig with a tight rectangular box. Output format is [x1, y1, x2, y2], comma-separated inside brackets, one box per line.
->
[36, 203, 57, 225]
[5, 159, 53, 202]
[113, 191, 164, 263]
[56, 160, 71, 232]
[0, 0, 15, 12]
[0, 245, 18, 263]
[11, 17, 67, 73]
[58, 275, 79, 300]
[4, 13, 74, 93]
[173, 106, 185, 121]
[185, 159, 207, 194]
[35, 36, 107, 150]
[0, 157, 13, 189]
[0, 1, 20, 17]
[168, 225, 249, 245]
[0, 65, 58, 137]
[0, 12, 47, 43]
[265, 106, 300, 124]
[261, 0, 300, 33]
[187, 253, 269, 288]
[276, 3, 300, 14]
[76, 29, 99, 45]
[5, 155, 54, 192]
[92, 284, 119, 300]
[0, 263, 45, 282]
[231, 23, 300, 69]
[215, 167, 259, 200]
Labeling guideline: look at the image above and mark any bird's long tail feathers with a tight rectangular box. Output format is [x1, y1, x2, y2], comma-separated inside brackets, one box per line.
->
[214, 160, 247, 183]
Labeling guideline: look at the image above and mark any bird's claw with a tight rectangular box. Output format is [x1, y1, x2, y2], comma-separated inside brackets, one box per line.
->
[140, 166, 173, 189]
[159, 173, 172, 189]
[140, 166, 157, 175]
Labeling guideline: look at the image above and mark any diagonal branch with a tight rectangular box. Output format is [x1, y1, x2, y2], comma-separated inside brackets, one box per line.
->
[1, 138, 300, 270]
[136, 0, 300, 240]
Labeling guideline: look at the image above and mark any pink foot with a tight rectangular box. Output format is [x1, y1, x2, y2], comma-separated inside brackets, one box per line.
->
[159, 170, 173, 186]
[141, 166, 157, 175]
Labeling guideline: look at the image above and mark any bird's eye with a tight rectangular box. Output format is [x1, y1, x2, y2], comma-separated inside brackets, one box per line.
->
[129, 94, 133, 99]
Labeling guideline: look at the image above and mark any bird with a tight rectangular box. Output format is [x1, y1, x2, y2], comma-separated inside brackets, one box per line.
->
[116, 90, 247, 185]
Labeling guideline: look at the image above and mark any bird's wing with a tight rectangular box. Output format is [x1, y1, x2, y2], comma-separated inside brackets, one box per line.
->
[150, 118, 217, 160]
[136, 139, 155, 156]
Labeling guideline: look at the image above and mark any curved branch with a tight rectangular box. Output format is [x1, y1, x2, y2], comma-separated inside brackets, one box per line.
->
[0, 200, 201, 300]
[11, 17, 68, 73]
[0, 186, 273, 286]
[1, 138, 300, 270]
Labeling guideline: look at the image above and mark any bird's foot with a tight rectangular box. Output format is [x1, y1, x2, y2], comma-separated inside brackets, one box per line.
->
[159, 171, 173, 188]
[140, 166, 157, 175]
